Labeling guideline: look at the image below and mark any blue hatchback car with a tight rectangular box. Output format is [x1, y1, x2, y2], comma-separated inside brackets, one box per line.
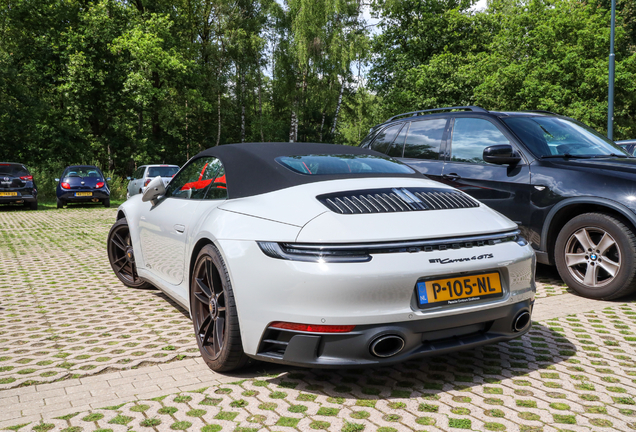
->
[56, 165, 111, 208]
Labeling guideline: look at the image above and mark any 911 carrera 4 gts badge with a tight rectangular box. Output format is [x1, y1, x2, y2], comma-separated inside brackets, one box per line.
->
[429, 253, 494, 264]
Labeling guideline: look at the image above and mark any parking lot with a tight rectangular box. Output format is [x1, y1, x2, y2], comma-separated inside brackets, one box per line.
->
[1, 208, 636, 431]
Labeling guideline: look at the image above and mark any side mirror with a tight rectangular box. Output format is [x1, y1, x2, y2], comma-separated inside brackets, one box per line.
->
[126, 177, 131, 180]
[483, 145, 521, 165]
[55, 178, 60, 182]
[142, 176, 166, 204]
[106, 177, 111, 181]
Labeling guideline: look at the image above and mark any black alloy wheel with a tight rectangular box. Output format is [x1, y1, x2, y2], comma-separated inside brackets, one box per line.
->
[107, 218, 153, 289]
[555, 213, 636, 300]
[191, 244, 247, 372]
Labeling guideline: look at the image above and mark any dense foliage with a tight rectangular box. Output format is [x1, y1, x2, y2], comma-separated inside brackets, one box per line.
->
[1, 0, 635, 184]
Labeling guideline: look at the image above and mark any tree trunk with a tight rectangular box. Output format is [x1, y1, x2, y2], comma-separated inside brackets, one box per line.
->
[240, 69, 246, 143]
[257, 66, 264, 142]
[216, 92, 221, 146]
[152, 71, 161, 144]
[319, 111, 326, 142]
[331, 76, 345, 136]
[185, 99, 189, 159]
[289, 108, 297, 142]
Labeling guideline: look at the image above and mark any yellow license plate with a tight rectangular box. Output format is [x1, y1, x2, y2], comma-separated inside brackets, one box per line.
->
[0, 192, 17, 197]
[75, 192, 92, 197]
[417, 272, 502, 308]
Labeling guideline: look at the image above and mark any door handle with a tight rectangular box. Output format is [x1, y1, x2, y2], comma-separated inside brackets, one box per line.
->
[442, 173, 461, 181]
[174, 224, 185, 233]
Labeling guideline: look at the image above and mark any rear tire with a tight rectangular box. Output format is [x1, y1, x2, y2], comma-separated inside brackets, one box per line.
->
[29, 201, 38, 211]
[103, 198, 111, 208]
[107, 218, 153, 289]
[191, 244, 248, 372]
[555, 212, 636, 300]
[56, 198, 64, 209]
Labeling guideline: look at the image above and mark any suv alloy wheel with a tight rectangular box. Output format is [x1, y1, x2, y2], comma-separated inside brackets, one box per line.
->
[555, 213, 636, 300]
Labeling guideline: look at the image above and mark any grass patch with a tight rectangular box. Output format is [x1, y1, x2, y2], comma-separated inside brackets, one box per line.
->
[448, 418, 472, 429]
[108, 415, 133, 425]
[276, 417, 300, 427]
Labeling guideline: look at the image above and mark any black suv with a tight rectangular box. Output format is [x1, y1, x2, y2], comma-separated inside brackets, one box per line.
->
[360, 106, 636, 300]
[0, 163, 38, 210]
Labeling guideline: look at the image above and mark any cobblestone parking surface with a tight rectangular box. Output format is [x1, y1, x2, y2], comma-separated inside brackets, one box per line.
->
[2, 208, 636, 431]
[0, 208, 199, 389]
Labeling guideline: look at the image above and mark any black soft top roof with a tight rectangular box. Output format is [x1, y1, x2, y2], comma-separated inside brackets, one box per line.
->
[194, 142, 421, 199]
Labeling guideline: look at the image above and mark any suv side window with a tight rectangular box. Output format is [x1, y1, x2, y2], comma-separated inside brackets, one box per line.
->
[387, 124, 409, 157]
[403, 118, 447, 160]
[450, 118, 510, 164]
[165, 157, 227, 200]
[370, 124, 403, 154]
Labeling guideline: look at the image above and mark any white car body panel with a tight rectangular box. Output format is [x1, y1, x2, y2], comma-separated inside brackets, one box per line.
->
[113, 143, 536, 368]
[120, 178, 533, 348]
[218, 238, 534, 354]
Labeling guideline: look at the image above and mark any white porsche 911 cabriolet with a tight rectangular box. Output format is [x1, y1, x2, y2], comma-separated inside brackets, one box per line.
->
[108, 142, 536, 372]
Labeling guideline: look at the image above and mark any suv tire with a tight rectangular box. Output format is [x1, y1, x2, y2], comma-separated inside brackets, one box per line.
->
[555, 212, 636, 300]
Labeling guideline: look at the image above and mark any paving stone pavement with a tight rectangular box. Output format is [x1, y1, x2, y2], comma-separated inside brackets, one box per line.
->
[2, 207, 636, 431]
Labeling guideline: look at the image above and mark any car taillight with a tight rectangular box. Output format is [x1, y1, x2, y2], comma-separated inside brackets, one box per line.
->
[96, 181, 105, 188]
[144, 179, 152, 187]
[20, 175, 33, 181]
[61, 182, 71, 189]
[269, 322, 356, 333]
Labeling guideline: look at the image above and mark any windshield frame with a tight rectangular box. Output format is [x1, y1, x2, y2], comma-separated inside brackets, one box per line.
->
[502, 115, 630, 159]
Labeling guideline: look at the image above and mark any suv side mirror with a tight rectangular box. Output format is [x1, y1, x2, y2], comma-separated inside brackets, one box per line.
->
[106, 177, 111, 181]
[142, 176, 166, 205]
[483, 145, 521, 165]
[126, 177, 131, 180]
[54, 178, 60, 182]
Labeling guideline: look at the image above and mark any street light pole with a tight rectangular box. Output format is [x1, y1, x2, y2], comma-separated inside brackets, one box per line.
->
[607, 0, 616, 140]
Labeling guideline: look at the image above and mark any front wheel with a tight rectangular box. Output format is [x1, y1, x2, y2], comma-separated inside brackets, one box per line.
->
[555, 212, 636, 300]
[107, 218, 153, 289]
[191, 244, 248, 372]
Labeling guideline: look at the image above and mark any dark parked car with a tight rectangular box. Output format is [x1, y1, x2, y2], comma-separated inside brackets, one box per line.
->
[56, 165, 111, 208]
[0, 163, 38, 210]
[616, 139, 636, 155]
[360, 106, 636, 300]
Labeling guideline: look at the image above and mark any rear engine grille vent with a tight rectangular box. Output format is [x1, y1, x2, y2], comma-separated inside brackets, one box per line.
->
[317, 188, 479, 215]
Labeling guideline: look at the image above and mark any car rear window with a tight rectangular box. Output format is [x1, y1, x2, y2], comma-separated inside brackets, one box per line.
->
[276, 154, 415, 175]
[64, 167, 103, 178]
[0, 164, 29, 176]
[147, 166, 179, 177]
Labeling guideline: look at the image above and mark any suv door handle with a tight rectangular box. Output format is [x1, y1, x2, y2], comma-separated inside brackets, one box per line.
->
[174, 224, 185, 233]
[442, 173, 461, 181]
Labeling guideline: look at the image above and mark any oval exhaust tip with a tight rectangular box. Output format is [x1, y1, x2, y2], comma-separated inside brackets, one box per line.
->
[370, 335, 405, 358]
[513, 311, 531, 332]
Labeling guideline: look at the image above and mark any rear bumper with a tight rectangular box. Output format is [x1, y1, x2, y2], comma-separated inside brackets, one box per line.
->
[59, 191, 109, 202]
[218, 238, 536, 357]
[251, 299, 533, 368]
[0, 193, 37, 204]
